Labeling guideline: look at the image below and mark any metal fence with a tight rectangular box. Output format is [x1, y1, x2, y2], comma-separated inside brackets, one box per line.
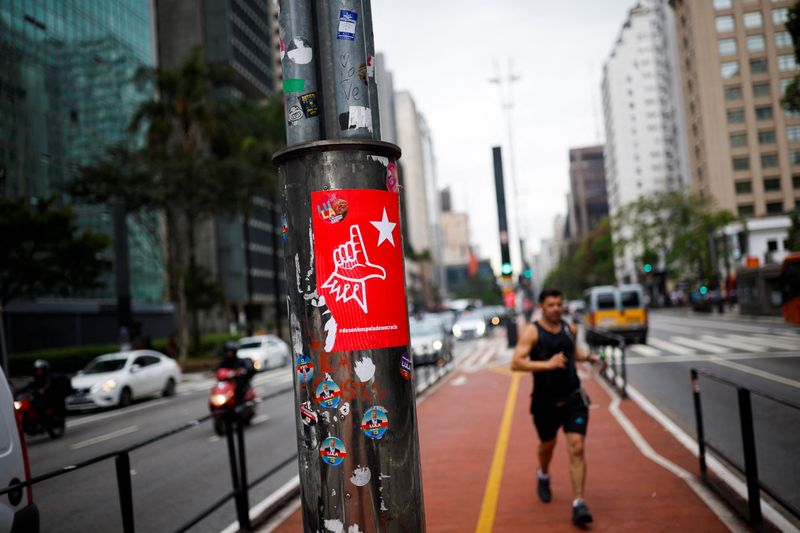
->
[586, 328, 627, 398]
[690, 368, 800, 526]
[0, 387, 296, 533]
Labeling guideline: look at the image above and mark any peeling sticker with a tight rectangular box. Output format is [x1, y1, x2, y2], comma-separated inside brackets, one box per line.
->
[361, 406, 388, 440]
[324, 315, 337, 352]
[312, 295, 327, 307]
[300, 401, 318, 426]
[290, 312, 303, 353]
[287, 37, 313, 64]
[316, 378, 342, 408]
[324, 519, 344, 533]
[347, 106, 372, 131]
[358, 56, 374, 84]
[368, 155, 389, 167]
[296, 354, 314, 384]
[400, 352, 413, 381]
[348, 525, 363, 533]
[321, 411, 331, 423]
[279, 37, 285, 61]
[386, 162, 400, 193]
[339, 402, 350, 417]
[294, 254, 302, 293]
[353, 357, 376, 382]
[332, 488, 336, 496]
[281, 214, 288, 241]
[320, 437, 347, 466]
[350, 466, 371, 486]
[337, 10, 357, 41]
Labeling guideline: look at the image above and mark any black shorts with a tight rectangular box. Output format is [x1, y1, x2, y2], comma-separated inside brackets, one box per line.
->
[531, 389, 590, 442]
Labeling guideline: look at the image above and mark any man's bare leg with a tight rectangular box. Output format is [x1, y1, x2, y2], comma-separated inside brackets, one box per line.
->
[565, 432, 586, 500]
[538, 437, 557, 475]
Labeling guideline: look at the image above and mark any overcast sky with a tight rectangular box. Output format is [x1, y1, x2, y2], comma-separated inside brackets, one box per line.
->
[372, 0, 637, 272]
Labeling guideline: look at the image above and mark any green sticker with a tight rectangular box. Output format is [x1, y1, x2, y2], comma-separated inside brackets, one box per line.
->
[283, 78, 305, 93]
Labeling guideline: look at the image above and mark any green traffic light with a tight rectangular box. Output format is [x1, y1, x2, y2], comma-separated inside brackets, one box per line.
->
[699, 286, 708, 295]
[501, 263, 512, 275]
[524, 268, 532, 279]
[643, 263, 653, 273]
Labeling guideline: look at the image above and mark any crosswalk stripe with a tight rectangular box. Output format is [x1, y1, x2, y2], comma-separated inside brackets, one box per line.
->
[628, 344, 661, 357]
[670, 336, 730, 354]
[699, 335, 761, 352]
[646, 337, 697, 355]
[725, 334, 797, 351]
[765, 333, 800, 347]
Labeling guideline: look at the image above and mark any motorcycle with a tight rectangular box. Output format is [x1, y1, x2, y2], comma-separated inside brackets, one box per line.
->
[14, 391, 66, 439]
[208, 367, 256, 436]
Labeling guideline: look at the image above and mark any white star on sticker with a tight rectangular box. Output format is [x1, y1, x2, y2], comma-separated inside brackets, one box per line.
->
[370, 208, 397, 247]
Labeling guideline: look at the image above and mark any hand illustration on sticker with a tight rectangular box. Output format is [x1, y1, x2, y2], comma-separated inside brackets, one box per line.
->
[321, 225, 386, 313]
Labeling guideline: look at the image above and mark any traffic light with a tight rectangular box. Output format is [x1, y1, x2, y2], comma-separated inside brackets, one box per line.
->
[643, 263, 653, 274]
[523, 267, 532, 279]
[699, 285, 708, 295]
[501, 262, 513, 276]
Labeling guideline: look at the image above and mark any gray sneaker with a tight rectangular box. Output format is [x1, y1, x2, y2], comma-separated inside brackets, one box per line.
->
[536, 476, 551, 503]
[572, 500, 593, 526]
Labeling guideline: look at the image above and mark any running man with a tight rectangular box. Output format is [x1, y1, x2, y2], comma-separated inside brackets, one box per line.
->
[511, 288, 599, 526]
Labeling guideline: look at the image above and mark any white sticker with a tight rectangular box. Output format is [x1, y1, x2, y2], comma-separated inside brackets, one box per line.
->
[348, 106, 372, 132]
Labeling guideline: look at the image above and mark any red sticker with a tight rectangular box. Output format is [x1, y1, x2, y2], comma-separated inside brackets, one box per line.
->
[312, 189, 409, 351]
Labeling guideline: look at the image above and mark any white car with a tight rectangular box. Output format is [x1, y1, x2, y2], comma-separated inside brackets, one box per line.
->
[0, 366, 39, 532]
[237, 335, 291, 371]
[67, 351, 182, 410]
[452, 311, 487, 340]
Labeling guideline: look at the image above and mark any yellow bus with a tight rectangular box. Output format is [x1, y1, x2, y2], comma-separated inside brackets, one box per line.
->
[583, 284, 648, 345]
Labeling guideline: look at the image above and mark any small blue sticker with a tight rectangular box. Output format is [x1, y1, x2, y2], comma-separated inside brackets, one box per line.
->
[337, 10, 358, 41]
[361, 406, 389, 440]
[296, 354, 314, 383]
[320, 437, 346, 466]
[315, 378, 342, 409]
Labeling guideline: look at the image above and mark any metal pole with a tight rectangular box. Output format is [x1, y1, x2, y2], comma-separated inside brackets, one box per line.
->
[690, 369, 707, 478]
[235, 417, 251, 530]
[619, 341, 627, 399]
[115, 452, 135, 533]
[737, 387, 762, 525]
[224, 416, 248, 529]
[112, 199, 132, 333]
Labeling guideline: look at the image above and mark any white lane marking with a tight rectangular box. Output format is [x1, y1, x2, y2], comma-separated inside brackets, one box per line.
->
[628, 344, 662, 357]
[646, 337, 697, 355]
[626, 352, 800, 365]
[451, 375, 467, 386]
[749, 334, 800, 350]
[208, 436, 220, 443]
[623, 383, 796, 533]
[699, 335, 761, 352]
[221, 476, 301, 533]
[70, 425, 140, 450]
[251, 414, 270, 426]
[708, 356, 800, 390]
[67, 399, 169, 428]
[655, 316, 773, 334]
[476, 350, 495, 367]
[670, 336, 730, 354]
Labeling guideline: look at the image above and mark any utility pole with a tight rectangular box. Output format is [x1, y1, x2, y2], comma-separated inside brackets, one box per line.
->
[273, 1, 424, 531]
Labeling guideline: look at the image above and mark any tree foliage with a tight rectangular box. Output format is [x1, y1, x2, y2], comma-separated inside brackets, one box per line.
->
[543, 218, 615, 298]
[781, 1, 800, 111]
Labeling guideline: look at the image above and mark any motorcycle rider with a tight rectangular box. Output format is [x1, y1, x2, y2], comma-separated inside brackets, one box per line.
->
[216, 341, 254, 405]
[17, 359, 68, 421]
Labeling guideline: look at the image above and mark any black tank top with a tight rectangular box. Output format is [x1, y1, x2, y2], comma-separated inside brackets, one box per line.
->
[529, 320, 580, 402]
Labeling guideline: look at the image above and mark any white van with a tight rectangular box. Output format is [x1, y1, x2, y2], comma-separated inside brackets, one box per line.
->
[0, 366, 39, 532]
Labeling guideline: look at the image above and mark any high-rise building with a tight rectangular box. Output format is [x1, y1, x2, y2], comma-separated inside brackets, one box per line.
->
[670, 0, 799, 218]
[567, 146, 610, 242]
[602, 0, 690, 283]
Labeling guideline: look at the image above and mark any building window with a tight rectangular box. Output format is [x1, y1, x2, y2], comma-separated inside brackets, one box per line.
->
[781, 78, 793, 92]
[793, 175, 800, 188]
[761, 153, 779, 168]
[750, 58, 768, 74]
[776, 31, 792, 48]
[756, 105, 774, 120]
[730, 132, 748, 147]
[728, 108, 745, 123]
[788, 125, 800, 141]
[767, 240, 779, 252]
[789, 149, 800, 164]
[773, 8, 789, 25]
[753, 82, 771, 97]
[758, 129, 776, 144]
[725, 85, 742, 100]
[716, 15, 735, 32]
[733, 156, 751, 170]
[738, 204, 755, 217]
[764, 177, 782, 191]
[718, 38, 737, 56]
[766, 202, 784, 214]
[714, 0, 732, 8]
[722, 61, 740, 78]
[747, 34, 766, 52]
[778, 54, 796, 71]
[744, 12, 763, 29]
[735, 180, 753, 194]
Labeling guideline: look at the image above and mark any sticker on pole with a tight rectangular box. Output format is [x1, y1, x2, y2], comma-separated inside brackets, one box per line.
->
[400, 352, 413, 381]
[337, 10, 358, 41]
[311, 189, 409, 351]
[320, 437, 347, 466]
[315, 377, 342, 409]
[296, 354, 314, 383]
[300, 401, 317, 426]
[361, 406, 389, 440]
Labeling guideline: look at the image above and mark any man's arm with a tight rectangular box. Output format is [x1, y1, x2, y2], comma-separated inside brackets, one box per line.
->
[511, 324, 567, 373]
[569, 323, 599, 364]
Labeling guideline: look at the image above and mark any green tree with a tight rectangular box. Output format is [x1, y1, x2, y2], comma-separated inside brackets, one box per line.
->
[543, 218, 615, 298]
[0, 197, 110, 370]
[782, 1, 800, 111]
[68, 48, 284, 361]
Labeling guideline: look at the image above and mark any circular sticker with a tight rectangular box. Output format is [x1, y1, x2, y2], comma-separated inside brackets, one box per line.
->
[296, 354, 314, 383]
[400, 352, 413, 381]
[315, 379, 342, 409]
[320, 437, 346, 466]
[386, 162, 399, 192]
[316, 195, 349, 224]
[287, 104, 303, 125]
[300, 401, 317, 426]
[361, 406, 389, 440]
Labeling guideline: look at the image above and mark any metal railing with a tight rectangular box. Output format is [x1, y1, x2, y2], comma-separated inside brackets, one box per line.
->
[586, 329, 627, 398]
[0, 386, 296, 533]
[690, 368, 800, 526]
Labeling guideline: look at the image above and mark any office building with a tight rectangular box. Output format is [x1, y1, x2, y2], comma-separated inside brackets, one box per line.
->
[567, 146, 610, 242]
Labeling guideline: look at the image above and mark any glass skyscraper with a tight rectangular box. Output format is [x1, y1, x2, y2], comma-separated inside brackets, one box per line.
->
[0, 0, 164, 303]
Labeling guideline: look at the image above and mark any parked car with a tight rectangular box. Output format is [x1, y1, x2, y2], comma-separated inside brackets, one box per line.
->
[452, 310, 487, 340]
[67, 351, 182, 410]
[410, 319, 453, 366]
[1, 366, 40, 532]
[236, 335, 291, 371]
[480, 306, 506, 328]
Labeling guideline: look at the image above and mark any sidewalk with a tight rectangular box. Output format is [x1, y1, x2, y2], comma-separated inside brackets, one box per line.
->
[266, 344, 743, 532]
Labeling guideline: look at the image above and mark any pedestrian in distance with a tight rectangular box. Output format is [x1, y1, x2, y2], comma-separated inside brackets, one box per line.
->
[511, 288, 600, 526]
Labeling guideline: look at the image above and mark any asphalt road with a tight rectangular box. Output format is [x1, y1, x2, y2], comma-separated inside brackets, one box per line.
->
[620, 310, 800, 514]
[24, 336, 499, 533]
